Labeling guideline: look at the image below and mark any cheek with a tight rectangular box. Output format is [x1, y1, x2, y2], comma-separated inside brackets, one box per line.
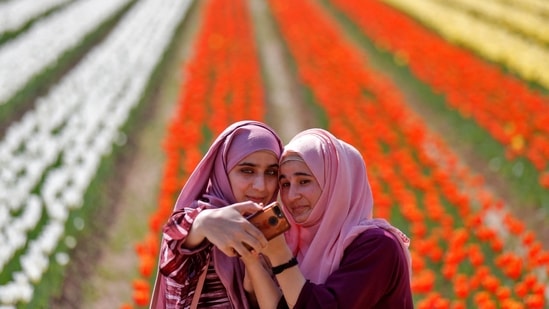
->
[266, 177, 279, 195]
[229, 175, 246, 199]
[310, 187, 321, 207]
[279, 188, 290, 204]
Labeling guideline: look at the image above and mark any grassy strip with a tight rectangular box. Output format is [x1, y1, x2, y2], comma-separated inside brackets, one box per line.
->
[0, 0, 138, 136]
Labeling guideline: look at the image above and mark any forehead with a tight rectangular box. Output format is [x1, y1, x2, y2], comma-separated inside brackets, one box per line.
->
[237, 150, 278, 165]
[280, 160, 312, 176]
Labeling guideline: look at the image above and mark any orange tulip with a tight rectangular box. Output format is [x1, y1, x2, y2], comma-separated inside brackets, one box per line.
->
[481, 275, 500, 293]
[540, 171, 549, 189]
[514, 282, 529, 298]
[132, 290, 149, 307]
[525, 295, 545, 309]
[495, 286, 511, 302]
[452, 274, 469, 298]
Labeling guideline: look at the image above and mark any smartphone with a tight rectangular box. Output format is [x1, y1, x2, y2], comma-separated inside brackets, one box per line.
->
[247, 201, 290, 240]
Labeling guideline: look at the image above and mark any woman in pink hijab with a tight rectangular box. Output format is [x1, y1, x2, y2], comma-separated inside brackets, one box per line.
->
[150, 120, 284, 309]
[243, 128, 412, 308]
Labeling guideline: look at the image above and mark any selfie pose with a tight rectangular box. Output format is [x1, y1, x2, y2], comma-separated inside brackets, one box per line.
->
[243, 128, 413, 309]
[150, 120, 284, 308]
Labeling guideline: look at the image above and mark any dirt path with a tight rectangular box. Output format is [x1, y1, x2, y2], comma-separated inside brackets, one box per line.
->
[248, 0, 317, 141]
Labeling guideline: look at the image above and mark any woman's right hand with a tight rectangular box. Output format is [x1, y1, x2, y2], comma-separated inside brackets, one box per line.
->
[189, 201, 268, 257]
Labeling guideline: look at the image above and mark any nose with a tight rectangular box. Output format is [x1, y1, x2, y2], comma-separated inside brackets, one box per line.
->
[287, 185, 301, 201]
[252, 175, 266, 191]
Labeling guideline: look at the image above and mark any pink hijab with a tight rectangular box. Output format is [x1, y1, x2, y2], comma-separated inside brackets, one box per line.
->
[173, 120, 283, 210]
[151, 120, 283, 308]
[281, 129, 411, 283]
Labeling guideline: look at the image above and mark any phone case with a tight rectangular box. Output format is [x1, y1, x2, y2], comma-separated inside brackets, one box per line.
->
[247, 202, 290, 240]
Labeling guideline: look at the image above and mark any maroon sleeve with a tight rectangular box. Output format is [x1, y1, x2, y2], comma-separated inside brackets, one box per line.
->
[293, 228, 413, 309]
[158, 206, 211, 283]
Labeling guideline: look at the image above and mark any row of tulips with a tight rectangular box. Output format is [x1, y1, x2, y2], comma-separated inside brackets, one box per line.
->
[0, 0, 72, 36]
[515, 0, 549, 14]
[0, 0, 132, 104]
[441, 0, 549, 45]
[382, 0, 549, 90]
[125, 0, 268, 307]
[328, 0, 549, 191]
[267, 0, 548, 307]
[484, 0, 549, 17]
[0, 0, 193, 306]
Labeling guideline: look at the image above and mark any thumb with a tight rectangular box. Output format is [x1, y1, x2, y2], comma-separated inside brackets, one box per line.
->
[232, 201, 263, 216]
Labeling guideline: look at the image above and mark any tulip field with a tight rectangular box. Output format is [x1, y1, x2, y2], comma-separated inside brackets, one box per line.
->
[1, 0, 548, 308]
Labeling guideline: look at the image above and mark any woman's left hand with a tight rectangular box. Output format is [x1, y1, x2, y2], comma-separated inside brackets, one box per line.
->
[260, 234, 291, 263]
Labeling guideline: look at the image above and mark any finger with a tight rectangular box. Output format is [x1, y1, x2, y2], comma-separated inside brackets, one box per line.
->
[221, 246, 239, 257]
[232, 201, 263, 216]
[232, 243, 252, 258]
[240, 232, 267, 253]
[244, 223, 268, 247]
[242, 242, 254, 252]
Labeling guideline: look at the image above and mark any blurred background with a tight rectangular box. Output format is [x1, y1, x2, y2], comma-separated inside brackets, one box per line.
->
[0, 0, 548, 308]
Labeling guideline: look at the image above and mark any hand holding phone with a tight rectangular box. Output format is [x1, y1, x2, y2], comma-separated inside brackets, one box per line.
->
[246, 201, 290, 241]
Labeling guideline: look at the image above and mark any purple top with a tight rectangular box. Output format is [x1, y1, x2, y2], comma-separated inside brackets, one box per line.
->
[288, 228, 413, 308]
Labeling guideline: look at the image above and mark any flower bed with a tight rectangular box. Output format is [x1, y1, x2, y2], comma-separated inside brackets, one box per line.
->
[0, 0, 193, 306]
[126, 0, 267, 306]
[327, 0, 549, 204]
[0, 0, 138, 132]
[382, 0, 549, 89]
[267, 0, 548, 307]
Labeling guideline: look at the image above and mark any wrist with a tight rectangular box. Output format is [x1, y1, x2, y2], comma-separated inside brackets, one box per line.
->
[266, 246, 293, 265]
[271, 256, 298, 275]
[184, 209, 208, 248]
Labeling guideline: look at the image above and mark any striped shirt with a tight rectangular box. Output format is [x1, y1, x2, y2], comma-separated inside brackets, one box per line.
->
[160, 207, 232, 308]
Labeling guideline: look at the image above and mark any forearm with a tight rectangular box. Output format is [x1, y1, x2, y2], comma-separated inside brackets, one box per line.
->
[267, 249, 306, 308]
[245, 260, 282, 309]
[159, 207, 208, 278]
[181, 210, 207, 248]
[161, 206, 208, 250]
[272, 260, 306, 307]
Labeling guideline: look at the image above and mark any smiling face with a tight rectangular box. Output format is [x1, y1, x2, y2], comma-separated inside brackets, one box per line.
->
[228, 150, 279, 205]
[278, 159, 322, 223]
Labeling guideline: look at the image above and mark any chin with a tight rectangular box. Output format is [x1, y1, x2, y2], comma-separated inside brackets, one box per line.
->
[292, 214, 308, 224]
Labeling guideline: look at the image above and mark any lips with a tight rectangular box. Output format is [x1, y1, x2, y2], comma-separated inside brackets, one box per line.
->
[290, 205, 309, 215]
[247, 196, 266, 204]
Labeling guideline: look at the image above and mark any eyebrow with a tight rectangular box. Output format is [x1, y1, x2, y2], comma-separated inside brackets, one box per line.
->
[238, 162, 279, 168]
[279, 171, 312, 180]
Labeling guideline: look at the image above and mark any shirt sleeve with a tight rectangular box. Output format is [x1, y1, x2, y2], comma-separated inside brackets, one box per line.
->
[158, 206, 211, 283]
[293, 228, 413, 309]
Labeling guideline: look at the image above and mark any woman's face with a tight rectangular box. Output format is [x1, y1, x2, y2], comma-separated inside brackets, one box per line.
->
[279, 159, 322, 223]
[228, 150, 279, 205]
